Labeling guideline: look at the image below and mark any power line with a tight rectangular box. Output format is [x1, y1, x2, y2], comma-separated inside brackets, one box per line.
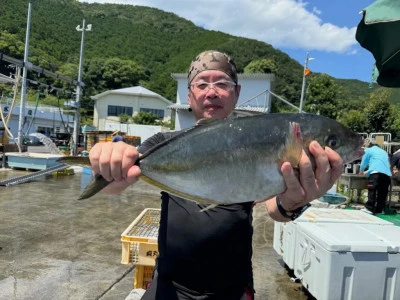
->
[0, 52, 82, 86]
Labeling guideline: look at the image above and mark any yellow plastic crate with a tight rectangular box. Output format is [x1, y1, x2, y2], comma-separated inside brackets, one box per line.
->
[124, 135, 141, 147]
[134, 265, 154, 289]
[121, 208, 160, 265]
[52, 168, 75, 176]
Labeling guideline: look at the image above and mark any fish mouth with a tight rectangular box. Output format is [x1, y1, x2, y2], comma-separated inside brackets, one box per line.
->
[343, 149, 364, 164]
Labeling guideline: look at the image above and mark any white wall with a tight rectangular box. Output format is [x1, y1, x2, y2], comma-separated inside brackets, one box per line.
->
[104, 122, 168, 143]
[237, 76, 273, 107]
[94, 93, 172, 131]
[175, 110, 195, 130]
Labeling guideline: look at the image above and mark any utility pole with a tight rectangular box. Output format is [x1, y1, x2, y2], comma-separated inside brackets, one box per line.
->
[299, 52, 314, 113]
[18, 2, 32, 146]
[72, 19, 91, 155]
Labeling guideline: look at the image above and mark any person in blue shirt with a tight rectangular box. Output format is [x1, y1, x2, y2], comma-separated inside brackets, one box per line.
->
[359, 142, 392, 214]
[111, 130, 124, 142]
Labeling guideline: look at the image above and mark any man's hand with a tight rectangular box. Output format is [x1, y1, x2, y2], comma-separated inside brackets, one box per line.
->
[89, 141, 141, 194]
[266, 141, 343, 221]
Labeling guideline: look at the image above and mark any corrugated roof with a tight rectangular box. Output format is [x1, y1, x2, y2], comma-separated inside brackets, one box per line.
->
[113, 86, 160, 97]
[234, 107, 269, 113]
[168, 104, 190, 110]
[91, 86, 173, 105]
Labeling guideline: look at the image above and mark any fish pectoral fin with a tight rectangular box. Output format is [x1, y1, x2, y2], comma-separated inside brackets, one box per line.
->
[199, 204, 218, 212]
[280, 122, 303, 167]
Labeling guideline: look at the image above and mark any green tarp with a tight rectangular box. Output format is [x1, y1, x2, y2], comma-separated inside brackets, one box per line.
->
[81, 124, 97, 133]
[356, 0, 400, 87]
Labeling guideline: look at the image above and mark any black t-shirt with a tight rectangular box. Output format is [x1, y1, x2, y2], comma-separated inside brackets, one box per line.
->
[138, 132, 254, 293]
[392, 151, 400, 169]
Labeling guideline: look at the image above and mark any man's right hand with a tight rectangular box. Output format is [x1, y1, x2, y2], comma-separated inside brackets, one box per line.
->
[89, 141, 141, 194]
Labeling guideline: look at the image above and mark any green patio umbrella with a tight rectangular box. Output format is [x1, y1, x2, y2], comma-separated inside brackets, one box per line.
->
[356, 0, 400, 87]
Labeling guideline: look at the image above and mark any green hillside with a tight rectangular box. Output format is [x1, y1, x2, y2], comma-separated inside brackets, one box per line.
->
[0, 0, 374, 111]
[334, 78, 371, 99]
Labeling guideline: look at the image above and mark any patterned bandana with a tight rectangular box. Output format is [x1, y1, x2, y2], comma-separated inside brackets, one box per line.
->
[187, 50, 238, 85]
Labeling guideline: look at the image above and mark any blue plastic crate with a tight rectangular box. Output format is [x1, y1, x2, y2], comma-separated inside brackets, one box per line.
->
[319, 193, 347, 204]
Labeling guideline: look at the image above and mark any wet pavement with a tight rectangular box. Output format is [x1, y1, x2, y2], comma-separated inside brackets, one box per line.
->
[0, 167, 312, 300]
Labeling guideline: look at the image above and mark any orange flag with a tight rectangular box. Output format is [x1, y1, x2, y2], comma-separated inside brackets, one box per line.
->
[304, 68, 311, 76]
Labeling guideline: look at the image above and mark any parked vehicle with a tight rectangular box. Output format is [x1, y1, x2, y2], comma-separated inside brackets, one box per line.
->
[49, 133, 71, 147]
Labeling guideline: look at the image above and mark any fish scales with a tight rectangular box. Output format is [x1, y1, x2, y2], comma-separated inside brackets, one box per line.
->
[140, 116, 288, 204]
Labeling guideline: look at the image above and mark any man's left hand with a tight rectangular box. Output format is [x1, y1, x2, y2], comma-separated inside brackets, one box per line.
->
[278, 141, 343, 212]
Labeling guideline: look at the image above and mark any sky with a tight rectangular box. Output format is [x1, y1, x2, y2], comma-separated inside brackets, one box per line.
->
[78, 0, 377, 83]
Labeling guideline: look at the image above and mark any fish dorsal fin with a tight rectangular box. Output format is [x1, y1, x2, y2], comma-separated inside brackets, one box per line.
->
[196, 118, 219, 126]
[199, 204, 218, 212]
[139, 117, 226, 162]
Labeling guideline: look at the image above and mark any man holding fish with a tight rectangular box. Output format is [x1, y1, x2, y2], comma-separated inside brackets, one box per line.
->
[88, 51, 361, 299]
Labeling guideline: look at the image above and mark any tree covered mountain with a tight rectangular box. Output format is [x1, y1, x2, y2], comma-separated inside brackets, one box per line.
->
[7, 0, 399, 137]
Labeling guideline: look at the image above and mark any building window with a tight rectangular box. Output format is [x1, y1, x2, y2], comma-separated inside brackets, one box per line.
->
[108, 105, 133, 117]
[37, 126, 52, 135]
[140, 108, 164, 118]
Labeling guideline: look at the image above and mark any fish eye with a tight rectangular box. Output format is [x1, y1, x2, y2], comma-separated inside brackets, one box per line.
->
[325, 134, 339, 148]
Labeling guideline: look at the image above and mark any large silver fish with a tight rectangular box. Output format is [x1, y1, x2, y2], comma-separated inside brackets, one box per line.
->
[58, 113, 364, 203]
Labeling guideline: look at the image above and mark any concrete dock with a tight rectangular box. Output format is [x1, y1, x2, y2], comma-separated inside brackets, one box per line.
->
[0, 169, 311, 300]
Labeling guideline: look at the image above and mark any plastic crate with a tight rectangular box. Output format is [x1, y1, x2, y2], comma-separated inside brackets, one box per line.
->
[52, 168, 75, 176]
[319, 192, 347, 204]
[134, 265, 154, 289]
[121, 208, 160, 265]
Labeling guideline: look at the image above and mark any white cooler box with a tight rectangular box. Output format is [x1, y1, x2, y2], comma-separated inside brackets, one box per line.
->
[294, 222, 400, 300]
[273, 208, 393, 269]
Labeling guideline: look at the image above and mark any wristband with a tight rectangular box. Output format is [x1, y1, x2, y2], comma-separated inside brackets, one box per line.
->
[276, 196, 311, 221]
[276, 196, 293, 219]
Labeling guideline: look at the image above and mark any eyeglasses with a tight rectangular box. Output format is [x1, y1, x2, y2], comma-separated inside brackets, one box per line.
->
[189, 80, 237, 92]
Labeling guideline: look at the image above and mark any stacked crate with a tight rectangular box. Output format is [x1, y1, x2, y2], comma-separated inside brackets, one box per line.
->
[121, 208, 160, 289]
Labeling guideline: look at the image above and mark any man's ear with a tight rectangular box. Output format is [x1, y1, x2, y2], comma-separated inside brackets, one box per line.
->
[234, 84, 242, 104]
[188, 90, 193, 107]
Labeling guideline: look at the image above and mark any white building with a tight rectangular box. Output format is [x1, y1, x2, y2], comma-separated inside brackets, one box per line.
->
[91, 86, 173, 131]
[1, 73, 73, 143]
[0, 104, 73, 140]
[170, 73, 275, 130]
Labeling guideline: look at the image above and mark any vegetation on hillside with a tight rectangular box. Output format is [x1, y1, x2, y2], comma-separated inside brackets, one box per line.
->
[0, 0, 399, 138]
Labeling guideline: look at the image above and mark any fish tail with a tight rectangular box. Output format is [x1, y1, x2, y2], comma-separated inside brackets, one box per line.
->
[280, 122, 303, 167]
[77, 175, 112, 200]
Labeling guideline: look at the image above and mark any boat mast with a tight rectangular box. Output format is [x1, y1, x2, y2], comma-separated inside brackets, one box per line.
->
[18, 2, 32, 146]
[73, 19, 91, 155]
